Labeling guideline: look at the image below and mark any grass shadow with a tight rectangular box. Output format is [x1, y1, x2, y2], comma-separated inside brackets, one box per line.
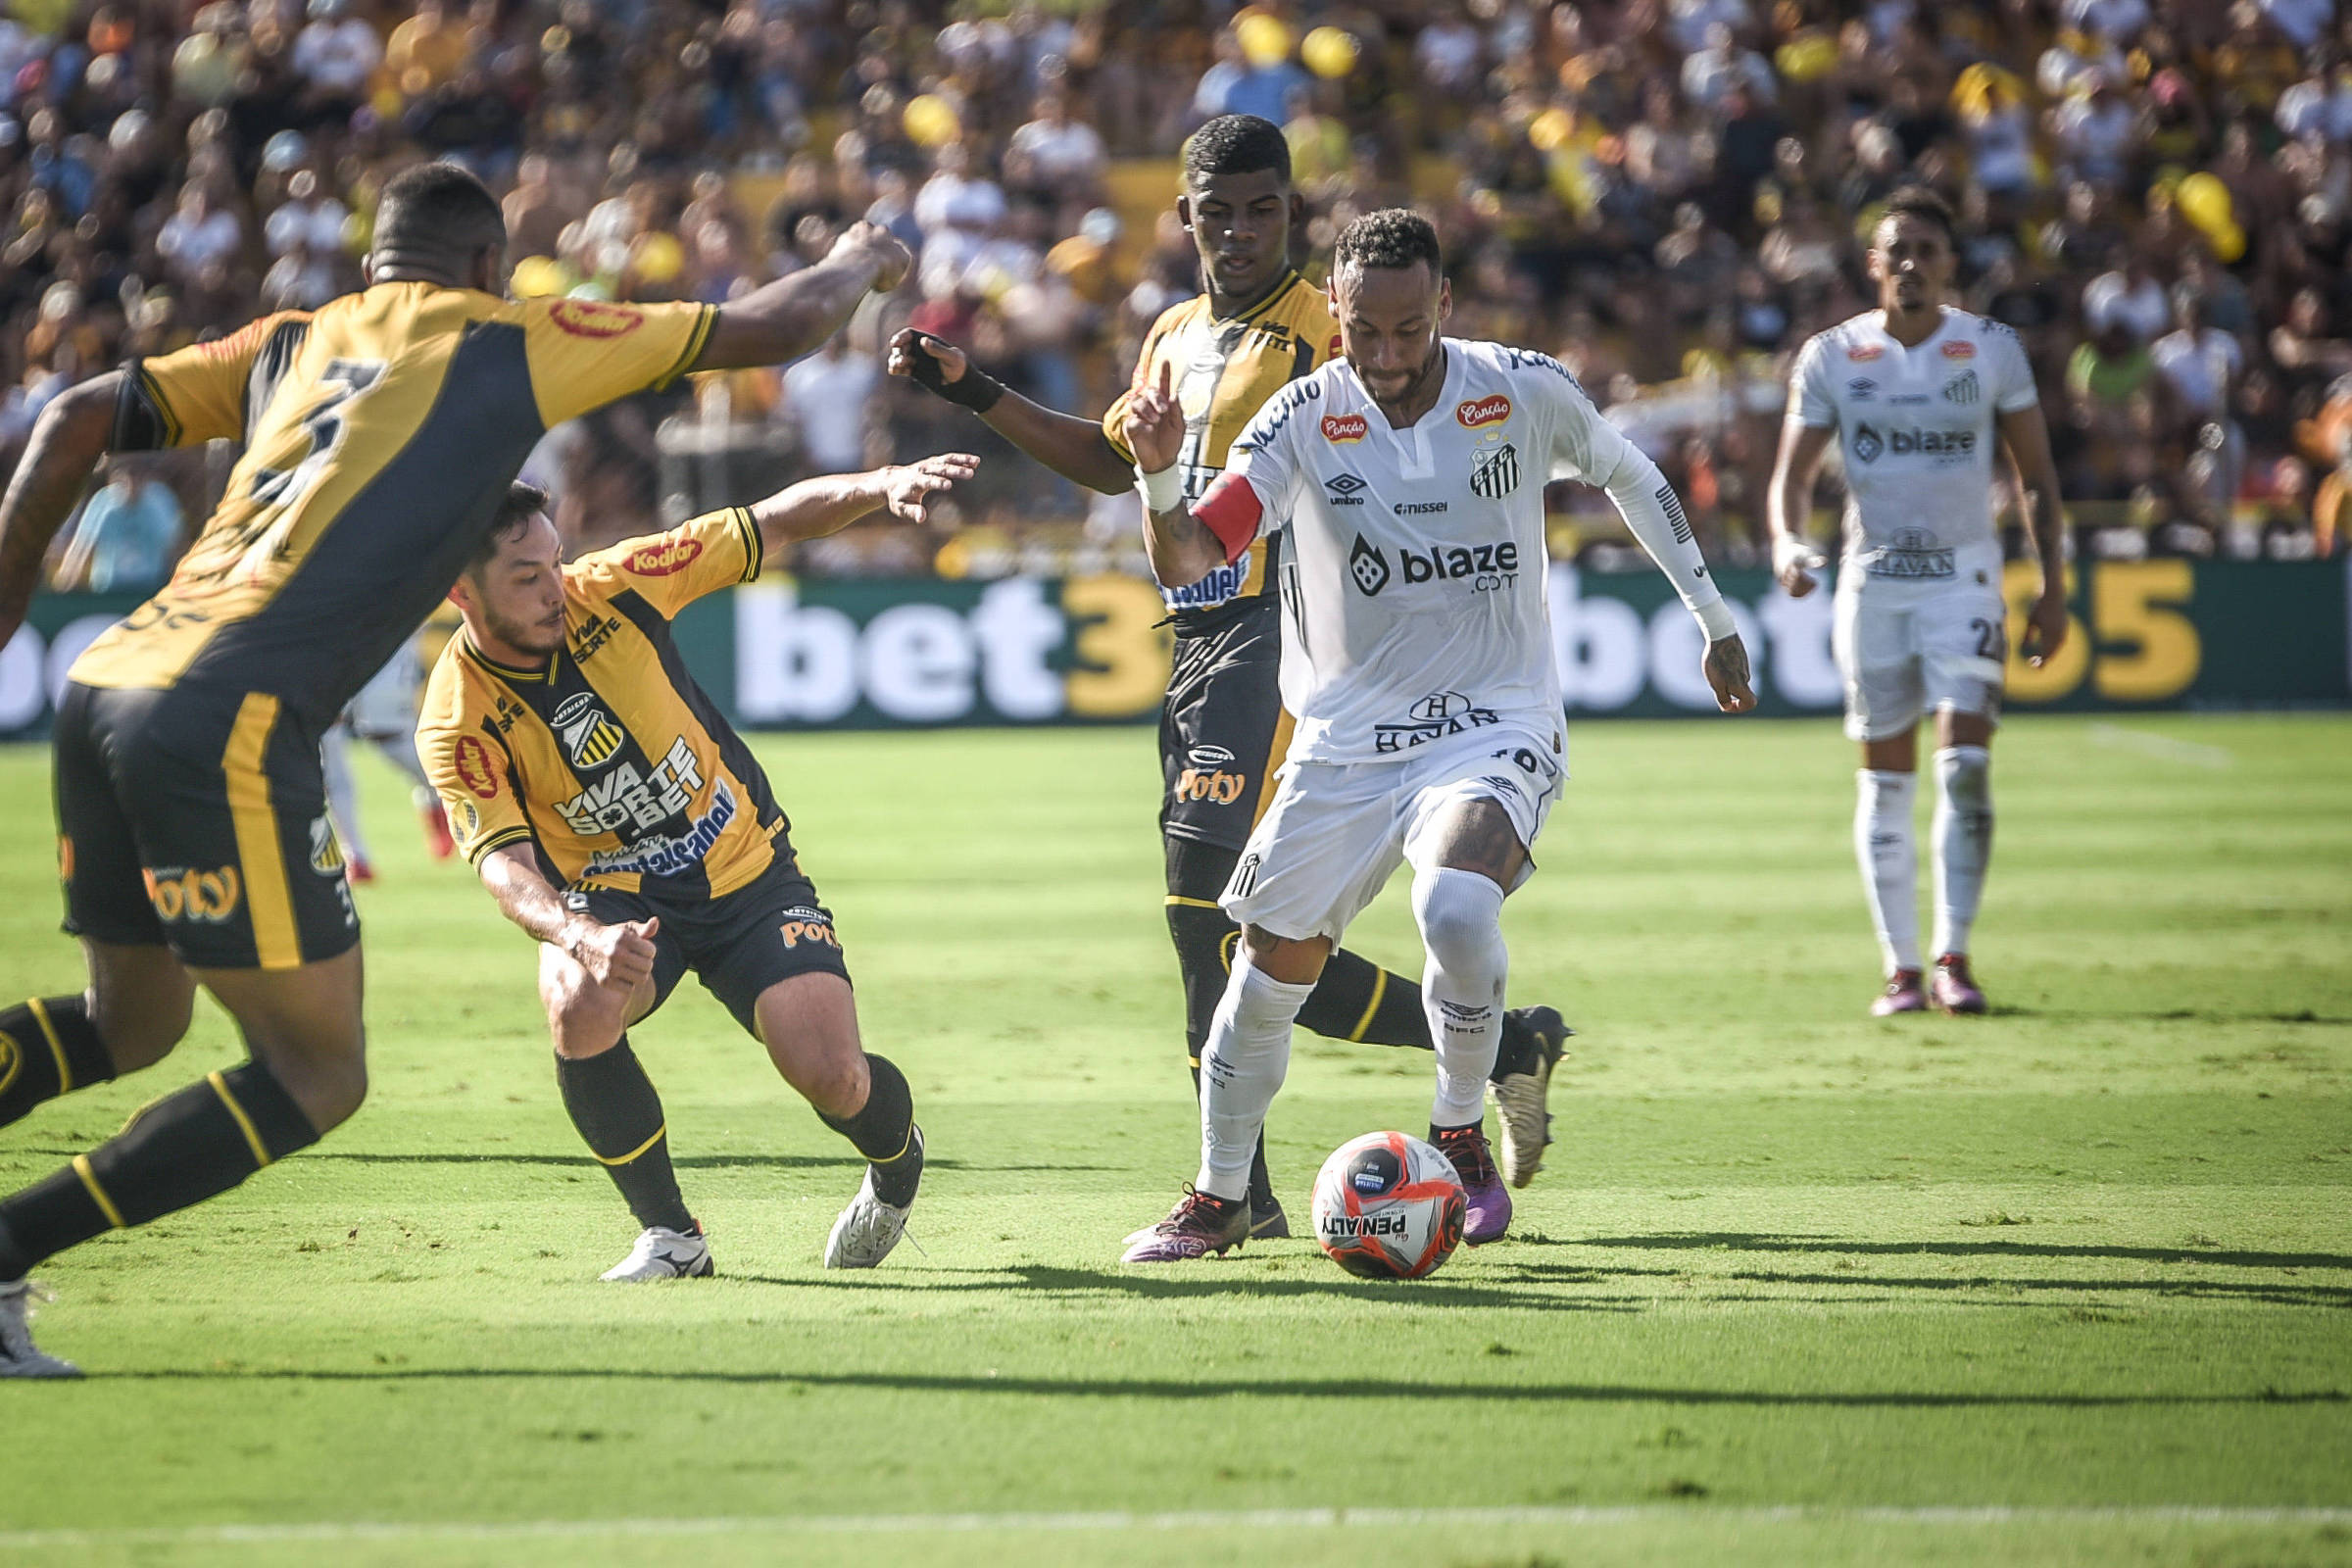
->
[1563, 1232, 2352, 1273]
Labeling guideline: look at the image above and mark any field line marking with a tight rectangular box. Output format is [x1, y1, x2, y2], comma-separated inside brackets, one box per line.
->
[2086, 723, 2234, 768]
[3, 1505, 2349, 1547]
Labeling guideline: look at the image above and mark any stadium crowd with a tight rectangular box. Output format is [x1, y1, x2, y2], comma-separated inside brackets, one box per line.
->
[2, 0, 2349, 584]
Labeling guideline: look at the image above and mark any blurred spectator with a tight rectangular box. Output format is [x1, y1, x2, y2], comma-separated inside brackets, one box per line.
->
[54, 470, 182, 593]
[290, 0, 380, 123]
[780, 335, 880, 476]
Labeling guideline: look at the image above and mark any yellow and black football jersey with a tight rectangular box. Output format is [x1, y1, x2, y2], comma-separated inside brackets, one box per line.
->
[417, 507, 785, 900]
[1102, 270, 1338, 619]
[73, 285, 713, 729]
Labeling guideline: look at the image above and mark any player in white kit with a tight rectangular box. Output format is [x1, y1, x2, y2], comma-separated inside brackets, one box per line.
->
[1117, 211, 1755, 1262]
[1765, 188, 2070, 1017]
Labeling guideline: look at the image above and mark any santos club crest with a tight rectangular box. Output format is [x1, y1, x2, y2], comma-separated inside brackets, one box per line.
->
[1468, 442, 1520, 500]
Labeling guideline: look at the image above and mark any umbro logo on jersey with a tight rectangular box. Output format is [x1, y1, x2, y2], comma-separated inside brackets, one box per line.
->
[1348, 533, 1392, 596]
[1325, 472, 1368, 507]
[1469, 442, 1520, 499]
[1943, 370, 1981, 404]
[1847, 377, 1877, 401]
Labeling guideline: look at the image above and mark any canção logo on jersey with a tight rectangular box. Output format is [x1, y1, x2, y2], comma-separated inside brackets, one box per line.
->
[549, 299, 645, 339]
[1455, 395, 1511, 430]
[554, 692, 625, 771]
[1322, 413, 1368, 444]
[1941, 340, 1976, 359]
[143, 866, 243, 923]
[627, 538, 704, 576]
[1848, 423, 1975, 464]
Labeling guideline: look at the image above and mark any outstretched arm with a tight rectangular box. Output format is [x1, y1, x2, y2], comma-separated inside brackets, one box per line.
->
[1586, 431, 1754, 713]
[692, 224, 911, 373]
[746, 454, 980, 565]
[1996, 404, 2070, 667]
[0, 374, 122, 644]
[886, 329, 1136, 494]
[1766, 420, 1837, 598]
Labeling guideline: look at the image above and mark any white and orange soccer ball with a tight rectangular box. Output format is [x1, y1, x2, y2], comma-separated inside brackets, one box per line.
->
[1311, 1131, 1467, 1280]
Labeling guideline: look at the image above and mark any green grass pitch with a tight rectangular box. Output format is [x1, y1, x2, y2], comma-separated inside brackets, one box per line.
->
[0, 714, 2346, 1567]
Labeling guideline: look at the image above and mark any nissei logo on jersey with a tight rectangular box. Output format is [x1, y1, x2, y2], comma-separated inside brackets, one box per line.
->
[1322, 412, 1368, 444]
[1849, 423, 1976, 464]
[1455, 395, 1511, 430]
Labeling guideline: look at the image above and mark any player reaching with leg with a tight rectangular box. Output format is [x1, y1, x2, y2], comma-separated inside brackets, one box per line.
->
[0, 161, 907, 1374]
[1117, 210, 1754, 1262]
[887, 117, 1570, 1222]
[1765, 187, 2069, 1017]
[422, 466, 971, 1278]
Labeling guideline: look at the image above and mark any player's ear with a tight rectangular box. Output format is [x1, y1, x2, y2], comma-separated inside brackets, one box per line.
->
[1175, 195, 1194, 233]
[1288, 190, 1306, 228]
[1437, 276, 1452, 323]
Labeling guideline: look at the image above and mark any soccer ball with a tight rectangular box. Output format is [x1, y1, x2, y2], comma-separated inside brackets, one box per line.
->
[1311, 1131, 1466, 1280]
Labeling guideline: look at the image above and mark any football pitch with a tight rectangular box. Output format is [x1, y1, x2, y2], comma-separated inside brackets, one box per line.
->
[0, 713, 2346, 1567]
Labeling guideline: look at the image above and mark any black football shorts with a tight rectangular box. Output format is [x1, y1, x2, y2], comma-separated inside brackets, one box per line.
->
[55, 680, 361, 970]
[562, 849, 850, 1037]
[1160, 597, 1289, 856]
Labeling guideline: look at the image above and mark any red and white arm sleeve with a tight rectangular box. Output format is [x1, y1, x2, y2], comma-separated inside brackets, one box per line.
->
[1193, 470, 1267, 564]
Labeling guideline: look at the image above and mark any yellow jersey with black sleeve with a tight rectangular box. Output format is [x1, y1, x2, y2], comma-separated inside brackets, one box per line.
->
[1102, 270, 1339, 623]
[71, 286, 713, 731]
[417, 506, 786, 901]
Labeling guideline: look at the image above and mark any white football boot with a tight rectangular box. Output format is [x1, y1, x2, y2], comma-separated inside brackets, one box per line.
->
[599, 1226, 712, 1282]
[0, 1280, 79, 1379]
[824, 1127, 921, 1269]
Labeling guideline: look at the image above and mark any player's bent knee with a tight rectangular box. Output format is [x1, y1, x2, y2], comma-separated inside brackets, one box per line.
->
[83, 947, 197, 1072]
[1410, 867, 1506, 972]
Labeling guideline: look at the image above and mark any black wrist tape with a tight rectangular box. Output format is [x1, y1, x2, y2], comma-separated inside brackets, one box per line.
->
[905, 332, 1004, 413]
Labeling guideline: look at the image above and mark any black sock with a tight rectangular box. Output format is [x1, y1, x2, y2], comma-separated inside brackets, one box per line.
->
[1297, 949, 1433, 1049]
[0, 1059, 317, 1279]
[819, 1054, 921, 1207]
[556, 1040, 694, 1235]
[0, 996, 117, 1131]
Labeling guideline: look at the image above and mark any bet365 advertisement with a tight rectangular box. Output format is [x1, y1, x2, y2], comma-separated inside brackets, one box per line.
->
[2, 560, 2344, 738]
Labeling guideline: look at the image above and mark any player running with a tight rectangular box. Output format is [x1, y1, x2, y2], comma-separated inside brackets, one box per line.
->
[1765, 187, 2069, 1017]
[421, 468, 968, 1279]
[0, 162, 907, 1375]
[887, 116, 1570, 1227]
[1118, 210, 1754, 1262]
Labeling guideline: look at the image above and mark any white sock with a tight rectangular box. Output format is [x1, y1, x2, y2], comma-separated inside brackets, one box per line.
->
[1932, 745, 1992, 958]
[1855, 769, 1920, 974]
[321, 727, 369, 863]
[1411, 866, 1509, 1129]
[1195, 956, 1313, 1201]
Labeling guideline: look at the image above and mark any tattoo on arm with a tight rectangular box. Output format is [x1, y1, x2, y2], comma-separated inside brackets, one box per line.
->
[1705, 635, 1751, 692]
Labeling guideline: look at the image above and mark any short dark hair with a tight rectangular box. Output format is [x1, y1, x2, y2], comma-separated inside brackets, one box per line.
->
[467, 480, 548, 574]
[1877, 185, 1957, 248]
[1333, 208, 1444, 281]
[1183, 114, 1291, 189]
[374, 161, 506, 264]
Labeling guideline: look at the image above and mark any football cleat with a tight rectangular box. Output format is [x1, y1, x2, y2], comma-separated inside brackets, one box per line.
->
[1490, 1004, 1573, 1189]
[599, 1225, 712, 1282]
[1872, 969, 1928, 1016]
[346, 854, 376, 886]
[1120, 1187, 1249, 1263]
[0, 1280, 79, 1379]
[1432, 1122, 1510, 1246]
[1932, 955, 1987, 1015]
[824, 1128, 923, 1270]
[1250, 1195, 1293, 1240]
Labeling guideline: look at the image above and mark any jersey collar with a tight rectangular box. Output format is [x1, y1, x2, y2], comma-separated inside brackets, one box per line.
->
[461, 628, 558, 684]
[1213, 269, 1305, 326]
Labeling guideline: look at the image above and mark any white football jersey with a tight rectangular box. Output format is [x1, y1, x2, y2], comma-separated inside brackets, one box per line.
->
[1218, 339, 1700, 764]
[1789, 308, 2038, 588]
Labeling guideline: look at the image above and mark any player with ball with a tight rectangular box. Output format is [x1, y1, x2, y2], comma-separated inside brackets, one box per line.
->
[1118, 210, 1756, 1265]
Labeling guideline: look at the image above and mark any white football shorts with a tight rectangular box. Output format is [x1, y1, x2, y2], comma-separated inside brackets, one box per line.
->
[1221, 723, 1565, 943]
[1833, 576, 2007, 743]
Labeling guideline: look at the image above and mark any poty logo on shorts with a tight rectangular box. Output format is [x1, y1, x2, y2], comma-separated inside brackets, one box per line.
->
[626, 538, 704, 576]
[1455, 394, 1511, 430]
[1321, 412, 1369, 444]
[778, 905, 839, 950]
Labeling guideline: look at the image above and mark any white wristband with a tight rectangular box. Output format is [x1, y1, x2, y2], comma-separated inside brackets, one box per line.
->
[1136, 463, 1183, 514]
[1694, 597, 1737, 642]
